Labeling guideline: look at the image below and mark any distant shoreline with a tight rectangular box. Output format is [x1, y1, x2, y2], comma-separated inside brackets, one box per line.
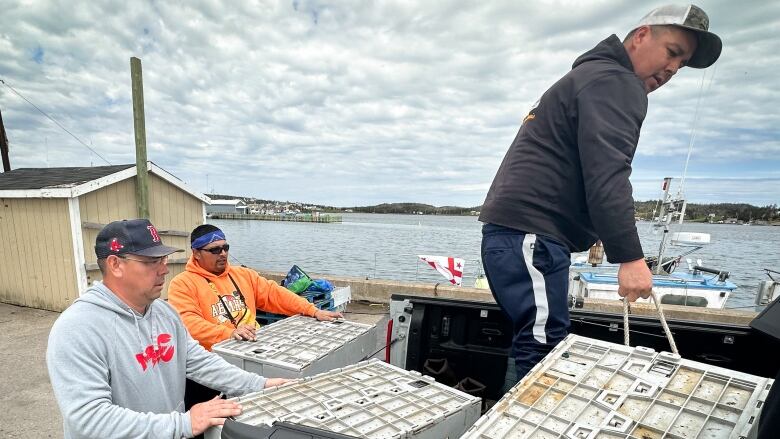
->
[337, 212, 780, 225]
[205, 194, 779, 223]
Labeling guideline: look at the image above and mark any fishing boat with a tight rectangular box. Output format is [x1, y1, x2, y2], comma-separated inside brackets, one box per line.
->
[570, 266, 736, 309]
[569, 177, 737, 309]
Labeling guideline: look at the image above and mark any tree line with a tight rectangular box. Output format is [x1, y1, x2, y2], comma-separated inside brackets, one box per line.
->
[207, 195, 778, 222]
[635, 200, 779, 222]
[349, 203, 480, 215]
[353, 201, 779, 222]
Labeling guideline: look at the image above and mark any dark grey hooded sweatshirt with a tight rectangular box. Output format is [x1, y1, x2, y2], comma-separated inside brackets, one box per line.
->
[479, 34, 647, 263]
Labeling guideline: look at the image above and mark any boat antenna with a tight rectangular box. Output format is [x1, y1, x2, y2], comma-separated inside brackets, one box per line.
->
[677, 66, 718, 199]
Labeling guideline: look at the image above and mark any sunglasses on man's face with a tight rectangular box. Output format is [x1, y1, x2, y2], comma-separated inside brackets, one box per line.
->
[201, 244, 230, 255]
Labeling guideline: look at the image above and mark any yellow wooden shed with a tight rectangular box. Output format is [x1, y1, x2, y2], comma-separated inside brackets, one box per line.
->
[0, 162, 208, 311]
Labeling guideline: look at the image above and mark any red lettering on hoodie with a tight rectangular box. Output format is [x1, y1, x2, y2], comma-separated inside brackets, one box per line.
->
[135, 333, 176, 371]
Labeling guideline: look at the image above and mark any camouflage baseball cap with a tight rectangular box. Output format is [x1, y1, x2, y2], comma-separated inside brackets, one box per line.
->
[634, 4, 722, 68]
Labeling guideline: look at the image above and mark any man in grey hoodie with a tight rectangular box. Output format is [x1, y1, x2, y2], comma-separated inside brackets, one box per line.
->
[47, 219, 288, 438]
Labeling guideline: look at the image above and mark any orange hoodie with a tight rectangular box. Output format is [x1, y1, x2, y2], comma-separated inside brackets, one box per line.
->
[168, 257, 317, 350]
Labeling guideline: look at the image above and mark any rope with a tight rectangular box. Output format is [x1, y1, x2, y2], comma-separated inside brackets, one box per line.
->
[622, 290, 679, 354]
[677, 65, 717, 199]
[623, 298, 630, 346]
[0, 78, 112, 165]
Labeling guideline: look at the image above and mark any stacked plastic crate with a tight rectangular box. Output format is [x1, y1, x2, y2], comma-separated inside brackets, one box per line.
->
[256, 285, 351, 325]
[205, 359, 482, 439]
[460, 334, 773, 439]
[213, 315, 377, 379]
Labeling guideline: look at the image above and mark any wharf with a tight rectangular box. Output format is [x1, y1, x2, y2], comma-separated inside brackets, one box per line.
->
[256, 270, 759, 325]
[209, 213, 342, 223]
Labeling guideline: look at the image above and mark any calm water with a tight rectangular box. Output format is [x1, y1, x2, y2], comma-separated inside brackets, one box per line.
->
[211, 213, 780, 310]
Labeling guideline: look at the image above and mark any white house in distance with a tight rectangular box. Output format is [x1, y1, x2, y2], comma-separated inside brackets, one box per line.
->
[206, 199, 247, 214]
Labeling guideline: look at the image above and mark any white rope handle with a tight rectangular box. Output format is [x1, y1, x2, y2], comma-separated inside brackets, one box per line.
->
[622, 290, 679, 354]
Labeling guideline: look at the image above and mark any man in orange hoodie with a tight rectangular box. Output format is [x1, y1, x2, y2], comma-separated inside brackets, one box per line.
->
[168, 224, 342, 411]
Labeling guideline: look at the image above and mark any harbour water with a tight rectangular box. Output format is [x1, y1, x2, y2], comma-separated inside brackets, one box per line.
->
[212, 213, 779, 310]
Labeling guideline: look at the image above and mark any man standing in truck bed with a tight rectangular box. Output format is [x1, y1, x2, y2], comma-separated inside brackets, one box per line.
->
[479, 4, 722, 382]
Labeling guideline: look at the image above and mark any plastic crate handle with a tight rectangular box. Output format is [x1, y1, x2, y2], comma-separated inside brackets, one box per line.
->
[622, 290, 679, 354]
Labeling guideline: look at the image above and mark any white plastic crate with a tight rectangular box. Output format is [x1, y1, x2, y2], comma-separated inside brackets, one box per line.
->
[205, 358, 482, 439]
[331, 285, 352, 310]
[460, 334, 773, 439]
[213, 315, 378, 379]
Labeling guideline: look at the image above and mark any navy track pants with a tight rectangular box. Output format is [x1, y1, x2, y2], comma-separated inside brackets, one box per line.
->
[481, 224, 571, 382]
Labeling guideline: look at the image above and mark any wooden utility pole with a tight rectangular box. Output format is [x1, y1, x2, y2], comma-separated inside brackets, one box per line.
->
[0, 108, 10, 172]
[130, 57, 150, 219]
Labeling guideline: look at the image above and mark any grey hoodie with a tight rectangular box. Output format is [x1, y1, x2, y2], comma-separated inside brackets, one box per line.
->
[46, 282, 266, 438]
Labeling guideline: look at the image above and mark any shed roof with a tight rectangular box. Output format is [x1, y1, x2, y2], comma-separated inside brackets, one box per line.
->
[0, 165, 134, 189]
[0, 162, 209, 202]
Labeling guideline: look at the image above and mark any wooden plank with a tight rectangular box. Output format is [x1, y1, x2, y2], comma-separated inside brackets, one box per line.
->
[79, 195, 95, 268]
[32, 200, 55, 308]
[81, 190, 104, 288]
[131, 57, 150, 219]
[96, 181, 110, 224]
[61, 199, 81, 305]
[159, 175, 174, 228]
[176, 180, 188, 227]
[84, 257, 188, 271]
[17, 198, 35, 307]
[158, 229, 189, 237]
[0, 198, 13, 303]
[37, 198, 56, 309]
[82, 220, 188, 237]
[2, 199, 19, 304]
[117, 178, 138, 219]
[148, 174, 163, 226]
[51, 199, 74, 309]
[84, 190, 99, 223]
[107, 182, 120, 224]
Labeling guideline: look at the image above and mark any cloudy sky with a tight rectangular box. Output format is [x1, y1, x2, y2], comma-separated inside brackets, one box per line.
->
[1, 1, 778, 207]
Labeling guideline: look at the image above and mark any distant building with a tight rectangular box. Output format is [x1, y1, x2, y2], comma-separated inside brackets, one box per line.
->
[206, 199, 247, 214]
[0, 162, 208, 311]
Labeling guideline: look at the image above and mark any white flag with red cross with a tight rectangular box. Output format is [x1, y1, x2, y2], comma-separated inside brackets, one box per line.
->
[418, 255, 465, 286]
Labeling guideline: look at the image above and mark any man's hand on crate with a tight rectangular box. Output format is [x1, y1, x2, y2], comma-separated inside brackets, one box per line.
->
[618, 259, 653, 302]
[264, 377, 296, 388]
[314, 309, 343, 321]
[189, 395, 242, 435]
[231, 324, 257, 341]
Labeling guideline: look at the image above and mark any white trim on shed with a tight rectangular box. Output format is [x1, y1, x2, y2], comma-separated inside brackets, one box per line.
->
[0, 161, 210, 203]
[68, 197, 89, 295]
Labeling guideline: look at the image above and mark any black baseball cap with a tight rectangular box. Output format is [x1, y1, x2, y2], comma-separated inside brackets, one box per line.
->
[95, 219, 184, 259]
[633, 4, 722, 69]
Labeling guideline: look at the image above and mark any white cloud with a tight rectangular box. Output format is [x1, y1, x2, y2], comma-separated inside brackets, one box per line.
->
[1, 0, 778, 206]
